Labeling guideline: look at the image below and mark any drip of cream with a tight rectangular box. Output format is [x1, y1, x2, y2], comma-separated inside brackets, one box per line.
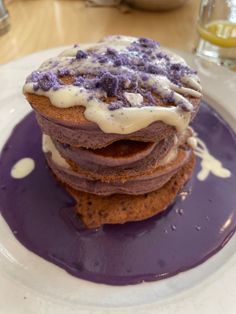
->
[42, 134, 69, 168]
[11, 158, 35, 179]
[159, 148, 178, 166]
[24, 36, 202, 135]
[24, 84, 191, 133]
[188, 136, 231, 181]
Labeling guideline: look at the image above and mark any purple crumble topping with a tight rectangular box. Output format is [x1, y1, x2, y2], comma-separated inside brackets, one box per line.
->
[29, 71, 40, 83]
[141, 90, 156, 104]
[33, 84, 39, 91]
[99, 72, 118, 97]
[87, 95, 94, 101]
[74, 76, 85, 86]
[141, 74, 149, 81]
[163, 91, 175, 103]
[156, 52, 170, 61]
[57, 68, 70, 77]
[108, 101, 123, 110]
[145, 64, 166, 76]
[28, 71, 59, 92]
[76, 50, 88, 60]
[138, 37, 159, 48]
[106, 47, 117, 55]
[177, 100, 192, 111]
[98, 56, 108, 64]
[69, 58, 76, 64]
[38, 71, 59, 91]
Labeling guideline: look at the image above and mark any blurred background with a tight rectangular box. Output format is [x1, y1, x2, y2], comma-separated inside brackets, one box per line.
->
[0, 0, 235, 68]
[0, 0, 200, 64]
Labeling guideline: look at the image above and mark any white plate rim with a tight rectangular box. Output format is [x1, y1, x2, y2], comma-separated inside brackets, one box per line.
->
[0, 47, 236, 314]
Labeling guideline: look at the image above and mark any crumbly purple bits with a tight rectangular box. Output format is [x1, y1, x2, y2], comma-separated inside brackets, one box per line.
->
[74, 76, 85, 86]
[156, 51, 170, 61]
[163, 91, 175, 103]
[145, 64, 166, 76]
[140, 74, 149, 81]
[167, 63, 197, 86]
[28, 71, 59, 92]
[76, 50, 88, 60]
[177, 100, 192, 111]
[57, 68, 70, 77]
[99, 72, 118, 97]
[97, 56, 108, 64]
[108, 101, 123, 110]
[141, 90, 156, 104]
[138, 37, 159, 48]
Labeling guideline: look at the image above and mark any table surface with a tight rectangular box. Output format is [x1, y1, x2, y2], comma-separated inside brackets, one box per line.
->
[0, 0, 200, 64]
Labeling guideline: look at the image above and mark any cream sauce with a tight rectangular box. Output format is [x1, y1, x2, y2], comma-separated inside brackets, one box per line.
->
[159, 147, 178, 165]
[42, 134, 69, 168]
[188, 136, 231, 181]
[24, 36, 202, 135]
[11, 158, 35, 179]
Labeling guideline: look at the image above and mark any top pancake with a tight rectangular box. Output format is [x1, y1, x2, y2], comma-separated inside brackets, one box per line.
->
[23, 36, 202, 148]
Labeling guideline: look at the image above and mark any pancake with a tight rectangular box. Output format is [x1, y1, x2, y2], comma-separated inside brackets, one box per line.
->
[45, 143, 192, 195]
[54, 136, 175, 177]
[23, 35, 201, 227]
[28, 94, 200, 149]
[66, 153, 195, 228]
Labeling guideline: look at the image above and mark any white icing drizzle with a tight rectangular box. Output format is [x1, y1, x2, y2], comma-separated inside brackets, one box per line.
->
[124, 92, 143, 107]
[159, 148, 178, 165]
[25, 83, 191, 133]
[24, 36, 202, 134]
[188, 136, 231, 181]
[42, 134, 69, 168]
[11, 158, 35, 179]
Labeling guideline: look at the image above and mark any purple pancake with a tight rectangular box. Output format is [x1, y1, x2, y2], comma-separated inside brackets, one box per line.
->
[45, 147, 191, 195]
[0, 101, 236, 285]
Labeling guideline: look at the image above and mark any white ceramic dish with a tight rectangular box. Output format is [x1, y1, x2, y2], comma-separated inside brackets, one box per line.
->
[0, 48, 236, 314]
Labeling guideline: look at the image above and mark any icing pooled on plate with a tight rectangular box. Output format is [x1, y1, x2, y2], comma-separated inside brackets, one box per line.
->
[10, 158, 35, 179]
[193, 137, 231, 181]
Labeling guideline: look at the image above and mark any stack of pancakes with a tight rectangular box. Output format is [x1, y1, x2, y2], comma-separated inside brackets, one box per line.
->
[24, 36, 201, 228]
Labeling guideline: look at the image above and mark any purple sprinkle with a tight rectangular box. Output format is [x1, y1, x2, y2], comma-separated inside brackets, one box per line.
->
[145, 64, 166, 76]
[164, 91, 175, 103]
[52, 84, 60, 91]
[29, 71, 40, 83]
[50, 60, 59, 68]
[177, 101, 192, 112]
[98, 56, 108, 64]
[29, 71, 59, 92]
[33, 83, 39, 91]
[87, 95, 94, 101]
[69, 58, 76, 64]
[138, 37, 159, 48]
[99, 72, 118, 97]
[141, 90, 156, 104]
[108, 101, 123, 111]
[76, 50, 88, 60]
[57, 68, 70, 77]
[141, 74, 149, 81]
[114, 59, 122, 67]
[73, 76, 85, 86]
[156, 51, 170, 61]
[106, 47, 117, 55]
[127, 45, 141, 53]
